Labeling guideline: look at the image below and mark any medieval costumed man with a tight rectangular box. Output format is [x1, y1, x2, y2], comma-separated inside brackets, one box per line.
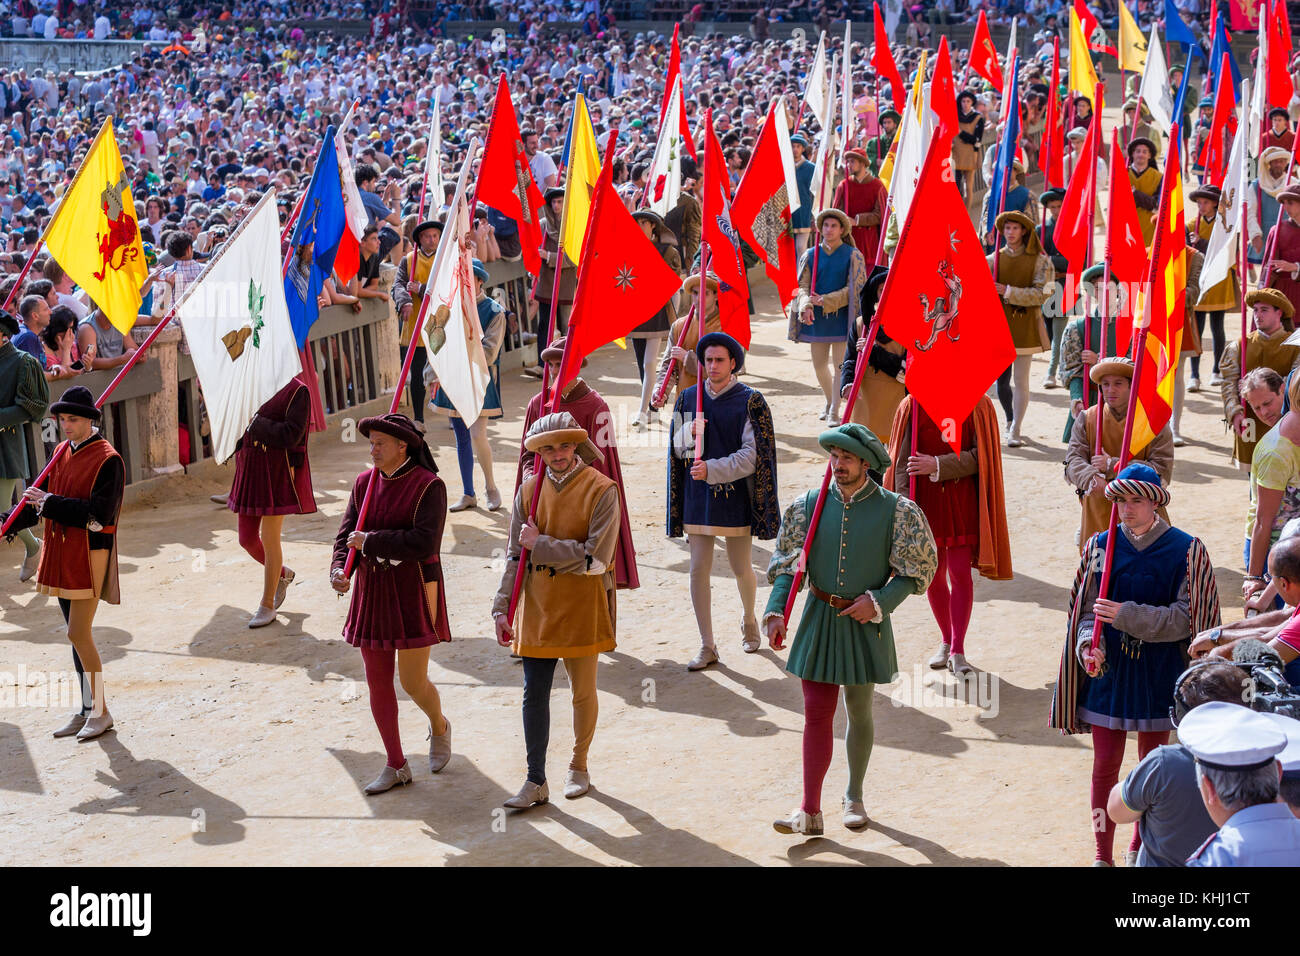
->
[792, 209, 868, 426]
[988, 210, 1054, 447]
[831, 148, 886, 263]
[668, 331, 780, 670]
[0, 307, 46, 582]
[764, 424, 937, 835]
[1217, 288, 1300, 469]
[530, 187, 578, 372]
[391, 218, 443, 431]
[3, 386, 123, 741]
[492, 412, 621, 808]
[1246, 147, 1292, 267]
[838, 266, 907, 443]
[516, 334, 640, 602]
[1128, 137, 1162, 248]
[330, 413, 453, 795]
[628, 210, 682, 427]
[1264, 186, 1300, 332]
[1064, 356, 1174, 550]
[427, 258, 505, 512]
[883, 393, 1013, 676]
[953, 90, 986, 223]
[650, 273, 723, 411]
[1050, 463, 1221, 867]
[227, 375, 315, 628]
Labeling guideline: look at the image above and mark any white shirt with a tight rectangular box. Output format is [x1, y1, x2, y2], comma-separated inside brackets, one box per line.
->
[529, 150, 558, 189]
[94, 15, 109, 39]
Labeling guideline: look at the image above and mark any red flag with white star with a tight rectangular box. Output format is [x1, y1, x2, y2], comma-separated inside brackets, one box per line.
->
[556, 132, 684, 393]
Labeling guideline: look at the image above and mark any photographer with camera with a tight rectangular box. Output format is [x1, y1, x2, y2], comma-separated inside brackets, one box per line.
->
[1179, 702, 1300, 865]
[1106, 660, 1252, 866]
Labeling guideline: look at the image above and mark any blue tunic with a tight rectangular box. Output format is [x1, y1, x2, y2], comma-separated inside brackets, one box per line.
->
[676, 381, 755, 533]
[797, 241, 851, 343]
[431, 295, 503, 418]
[1079, 525, 1192, 732]
[791, 159, 815, 230]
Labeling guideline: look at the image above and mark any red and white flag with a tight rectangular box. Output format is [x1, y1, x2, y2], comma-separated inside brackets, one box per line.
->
[733, 98, 800, 307]
[331, 107, 368, 285]
[701, 111, 752, 347]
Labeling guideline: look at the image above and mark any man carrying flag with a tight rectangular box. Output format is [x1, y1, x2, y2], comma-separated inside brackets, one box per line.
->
[831, 148, 886, 263]
[699, 114, 752, 346]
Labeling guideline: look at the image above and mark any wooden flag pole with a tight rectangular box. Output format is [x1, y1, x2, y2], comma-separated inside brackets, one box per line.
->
[1240, 202, 1249, 380]
[341, 138, 481, 579]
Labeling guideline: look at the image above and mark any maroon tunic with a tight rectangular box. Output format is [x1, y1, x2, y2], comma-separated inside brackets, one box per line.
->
[332, 460, 450, 650]
[1266, 217, 1300, 319]
[831, 176, 886, 261]
[515, 379, 640, 590]
[911, 404, 979, 549]
[228, 380, 316, 516]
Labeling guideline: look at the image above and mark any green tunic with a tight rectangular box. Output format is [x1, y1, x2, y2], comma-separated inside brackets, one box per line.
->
[0, 341, 48, 479]
[764, 480, 937, 686]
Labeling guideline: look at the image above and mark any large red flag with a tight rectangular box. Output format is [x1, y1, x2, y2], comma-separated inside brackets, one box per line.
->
[1130, 134, 1187, 454]
[1268, 4, 1294, 110]
[1199, 53, 1237, 184]
[1105, 131, 1148, 354]
[732, 101, 798, 307]
[557, 135, 683, 394]
[1040, 38, 1065, 188]
[661, 24, 698, 159]
[1073, 0, 1118, 56]
[872, 2, 906, 112]
[476, 74, 545, 276]
[700, 112, 752, 347]
[968, 10, 1004, 89]
[878, 145, 1015, 451]
[1052, 102, 1100, 271]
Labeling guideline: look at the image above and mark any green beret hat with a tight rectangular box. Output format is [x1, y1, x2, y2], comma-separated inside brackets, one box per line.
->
[818, 423, 890, 472]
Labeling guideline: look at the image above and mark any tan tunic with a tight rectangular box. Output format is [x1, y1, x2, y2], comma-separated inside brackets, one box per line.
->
[1064, 403, 1174, 551]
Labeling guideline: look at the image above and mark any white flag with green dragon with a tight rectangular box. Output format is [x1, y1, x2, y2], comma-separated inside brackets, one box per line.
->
[177, 191, 302, 464]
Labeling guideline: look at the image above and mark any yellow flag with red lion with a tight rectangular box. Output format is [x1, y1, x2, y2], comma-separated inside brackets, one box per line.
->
[43, 118, 147, 334]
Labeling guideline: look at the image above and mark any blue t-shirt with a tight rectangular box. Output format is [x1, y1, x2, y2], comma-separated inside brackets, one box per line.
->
[10, 327, 45, 369]
[359, 189, 392, 227]
[1121, 743, 1218, 866]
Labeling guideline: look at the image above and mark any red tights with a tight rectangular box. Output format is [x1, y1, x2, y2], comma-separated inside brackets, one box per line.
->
[361, 648, 404, 769]
[237, 513, 286, 574]
[1090, 726, 1169, 863]
[926, 544, 974, 654]
[801, 679, 874, 814]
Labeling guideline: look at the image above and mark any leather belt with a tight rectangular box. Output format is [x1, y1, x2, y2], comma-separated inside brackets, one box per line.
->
[809, 583, 855, 610]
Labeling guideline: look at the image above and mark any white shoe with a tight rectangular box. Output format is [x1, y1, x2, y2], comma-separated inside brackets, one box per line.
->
[449, 494, 477, 513]
[927, 642, 951, 669]
[1042, 375, 1058, 389]
[1209, 374, 1224, 386]
[686, 645, 719, 671]
[273, 568, 295, 610]
[947, 653, 974, 677]
[248, 604, 276, 628]
[1187, 377, 1201, 393]
[428, 717, 452, 774]
[843, 797, 869, 830]
[773, 807, 824, 836]
[1171, 433, 1186, 447]
[52, 712, 87, 738]
[363, 761, 413, 795]
[563, 769, 590, 799]
[76, 707, 114, 741]
[503, 780, 550, 809]
[485, 487, 503, 512]
[209, 493, 229, 505]
[19, 542, 40, 583]
[1006, 435, 1024, 448]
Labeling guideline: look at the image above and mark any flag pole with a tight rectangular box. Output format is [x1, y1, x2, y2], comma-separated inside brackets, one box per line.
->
[0, 187, 286, 537]
[503, 130, 618, 624]
[1240, 202, 1249, 380]
[693, 108, 713, 463]
[1259, 121, 1300, 286]
[341, 137, 481, 579]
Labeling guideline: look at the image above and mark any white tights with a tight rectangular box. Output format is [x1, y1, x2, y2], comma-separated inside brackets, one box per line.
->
[688, 533, 758, 648]
[810, 341, 846, 417]
[1011, 354, 1032, 437]
[638, 334, 666, 420]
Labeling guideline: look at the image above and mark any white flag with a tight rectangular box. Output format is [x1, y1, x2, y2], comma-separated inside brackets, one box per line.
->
[425, 96, 445, 211]
[888, 65, 937, 230]
[1200, 80, 1250, 300]
[838, 20, 855, 166]
[1250, 18, 1268, 160]
[176, 192, 302, 464]
[802, 31, 828, 131]
[1138, 24, 1174, 134]
[813, 54, 840, 216]
[774, 98, 802, 217]
[423, 189, 490, 427]
[647, 74, 684, 217]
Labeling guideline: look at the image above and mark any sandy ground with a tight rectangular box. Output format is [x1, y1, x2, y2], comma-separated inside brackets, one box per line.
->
[0, 274, 1250, 868]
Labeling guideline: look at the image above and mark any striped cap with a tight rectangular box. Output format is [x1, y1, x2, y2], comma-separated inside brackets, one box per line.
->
[1105, 462, 1170, 507]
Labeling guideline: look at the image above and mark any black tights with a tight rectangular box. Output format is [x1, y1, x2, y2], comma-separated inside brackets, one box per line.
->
[401, 345, 427, 422]
[995, 362, 1014, 423]
[632, 338, 650, 382]
[58, 598, 92, 716]
[1189, 311, 1225, 379]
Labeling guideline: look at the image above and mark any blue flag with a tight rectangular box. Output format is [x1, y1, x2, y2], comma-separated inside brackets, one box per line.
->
[560, 75, 585, 168]
[1164, 0, 1202, 54]
[284, 126, 346, 348]
[985, 62, 1021, 238]
[1171, 51, 1194, 132]
[1207, 18, 1242, 102]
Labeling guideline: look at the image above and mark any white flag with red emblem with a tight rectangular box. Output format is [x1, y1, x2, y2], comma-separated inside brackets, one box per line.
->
[647, 74, 685, 217]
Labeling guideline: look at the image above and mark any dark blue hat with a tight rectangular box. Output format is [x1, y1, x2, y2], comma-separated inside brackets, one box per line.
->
[696, 331, 745, 372]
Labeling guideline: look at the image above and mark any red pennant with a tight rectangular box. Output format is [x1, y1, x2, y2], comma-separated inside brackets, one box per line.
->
[700, 112, 752, 347]
[872, 2, 907, 113]
[968, 10, 1004, 90]
[476, 75, 545, 277]
[732, 102, 798, 307]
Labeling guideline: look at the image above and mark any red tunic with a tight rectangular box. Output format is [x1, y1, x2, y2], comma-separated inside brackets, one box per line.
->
[831, 176, 886, 261]
[1267, 218, 1300, 319]
[228, 380, 316, 516]
[911, 404, 979, 549]
[515, 380, 640, 590]
[37, 437, 123, 603]
[332, 462, 450, 650]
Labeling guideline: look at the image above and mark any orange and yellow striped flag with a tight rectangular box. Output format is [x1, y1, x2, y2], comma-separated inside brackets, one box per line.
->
[44, 119, 147, 334]
[1130, 134, 1186, 455]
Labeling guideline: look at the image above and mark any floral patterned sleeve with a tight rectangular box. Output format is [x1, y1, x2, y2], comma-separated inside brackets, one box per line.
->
[762, 496, 810, 623]
[887, 496, 938, 595]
